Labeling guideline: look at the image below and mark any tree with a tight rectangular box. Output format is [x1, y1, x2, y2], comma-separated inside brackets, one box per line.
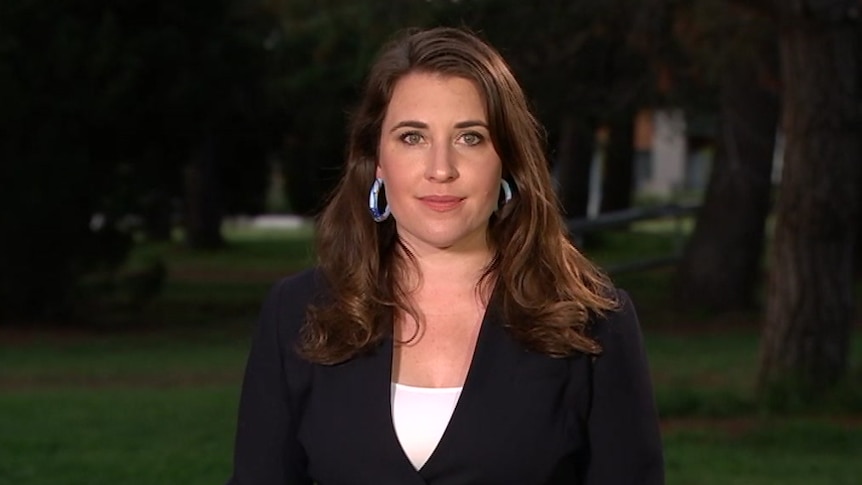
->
[673, 1, 780, 311]
[555, 116, 598, 219]
[443, 0, 653, 220]
[264, 1, 656, 220]
[758, 0, 860, 398]
[0, 0, 141, 321]
[0, 0, 279, 322]
[267, 0, 441, 215]
[150, 0, 276, 248]
[600, 114, 637, 214]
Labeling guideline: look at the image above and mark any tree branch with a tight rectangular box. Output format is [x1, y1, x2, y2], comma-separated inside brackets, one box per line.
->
[726, 0, 778, 19]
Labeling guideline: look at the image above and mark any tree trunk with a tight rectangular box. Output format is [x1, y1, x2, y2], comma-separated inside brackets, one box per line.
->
[856, 23, 862, 278]
[673, 34, 779, 312]
[283, 133, 321, 216]
[857, 186, 862, 275]
[555, 115, 595, 221]
[184, 133, 225, 249]
[758, 5, 860, 397]
[141, 190, 174, 241]
[600, 114, 636, 214]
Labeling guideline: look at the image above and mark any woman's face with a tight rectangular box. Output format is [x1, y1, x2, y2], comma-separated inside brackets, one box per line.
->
[377, 72, 503, 255]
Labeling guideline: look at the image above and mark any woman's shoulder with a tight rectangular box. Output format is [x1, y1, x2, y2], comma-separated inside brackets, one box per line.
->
[258, 267, 328, 337]
[271, 267, 328, 299]
[588, 287, 643, 347]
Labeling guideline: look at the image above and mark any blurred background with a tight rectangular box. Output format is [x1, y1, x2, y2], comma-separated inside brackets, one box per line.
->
[1, 0, 861, 484]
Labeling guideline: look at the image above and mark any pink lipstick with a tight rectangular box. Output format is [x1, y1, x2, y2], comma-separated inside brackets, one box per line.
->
[419, 195, 464, 212]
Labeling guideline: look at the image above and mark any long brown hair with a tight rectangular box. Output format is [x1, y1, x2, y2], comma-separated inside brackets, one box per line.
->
[301, 27, 616, 364]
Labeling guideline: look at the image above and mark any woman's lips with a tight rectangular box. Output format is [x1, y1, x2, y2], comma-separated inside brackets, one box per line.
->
[419, 195, 464, 211]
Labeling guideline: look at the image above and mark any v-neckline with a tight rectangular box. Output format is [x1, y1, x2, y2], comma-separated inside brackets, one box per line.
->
[386, 303, 490, 472]
[381, 289, 524, 478]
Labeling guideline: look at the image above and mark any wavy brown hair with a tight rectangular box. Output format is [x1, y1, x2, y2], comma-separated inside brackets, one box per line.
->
[300, 27, 617, 364]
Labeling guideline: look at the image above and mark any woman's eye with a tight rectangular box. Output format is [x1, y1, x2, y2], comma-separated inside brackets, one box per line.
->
[400, 132, 423, 145]
[460, 132, 484, 146]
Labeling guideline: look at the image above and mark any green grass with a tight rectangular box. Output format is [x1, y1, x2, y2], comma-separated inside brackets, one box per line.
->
[648, 330, 761, 417]
[3, 330, 862, 484]
[133, 223, 316, 270]
[3, 224, 862, 484]
[0, 336, 248, 387]
[647, 329, 862, 418]
[0, 388, 236, 485]
[664, 418, 862, 485]
[88, 224, 316, 329]
[584, 218, 693, 264]
[0, 335, 246, 484]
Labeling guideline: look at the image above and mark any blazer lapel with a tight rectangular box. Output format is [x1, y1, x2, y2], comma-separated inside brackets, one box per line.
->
[300, 331, 428, 484]
[418, 296, 526, 481]
[371, 334, 430, 484]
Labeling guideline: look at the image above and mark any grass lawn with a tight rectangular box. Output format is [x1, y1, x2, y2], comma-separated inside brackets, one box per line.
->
[0, 388, 236, 485]
[663, 417, 862, 485]
[2, 223, 862, 484]
[4, 330, 861, 485]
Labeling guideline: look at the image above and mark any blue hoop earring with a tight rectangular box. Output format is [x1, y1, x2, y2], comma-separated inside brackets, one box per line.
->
[369, 178, 390, 222]
[500, 179, 513, 206]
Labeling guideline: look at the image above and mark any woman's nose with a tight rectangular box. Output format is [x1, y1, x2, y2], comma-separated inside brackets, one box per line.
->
[425, 143, 458, 182]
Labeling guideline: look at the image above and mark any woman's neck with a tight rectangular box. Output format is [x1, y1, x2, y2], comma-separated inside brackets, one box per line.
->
[389, 230, 496, 313]
[399, 245, 493, 292]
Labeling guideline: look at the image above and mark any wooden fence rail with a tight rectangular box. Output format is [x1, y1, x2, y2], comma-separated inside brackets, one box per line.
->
[565, 202, 701, 275]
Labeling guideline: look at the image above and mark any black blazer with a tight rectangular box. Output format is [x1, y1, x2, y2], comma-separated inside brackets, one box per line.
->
[227, 269, 664, 484]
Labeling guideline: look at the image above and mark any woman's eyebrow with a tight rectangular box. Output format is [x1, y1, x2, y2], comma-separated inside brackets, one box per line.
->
[389, 120, 427, 132]
[388, 120, 488, 132]
[454, 120, 488, 129]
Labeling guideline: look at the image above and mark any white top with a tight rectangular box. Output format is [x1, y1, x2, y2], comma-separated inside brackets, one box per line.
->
[391, 382, 463, 470]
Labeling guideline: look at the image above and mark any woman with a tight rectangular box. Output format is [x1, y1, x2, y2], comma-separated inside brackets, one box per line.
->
[227, 27, 663, 484]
